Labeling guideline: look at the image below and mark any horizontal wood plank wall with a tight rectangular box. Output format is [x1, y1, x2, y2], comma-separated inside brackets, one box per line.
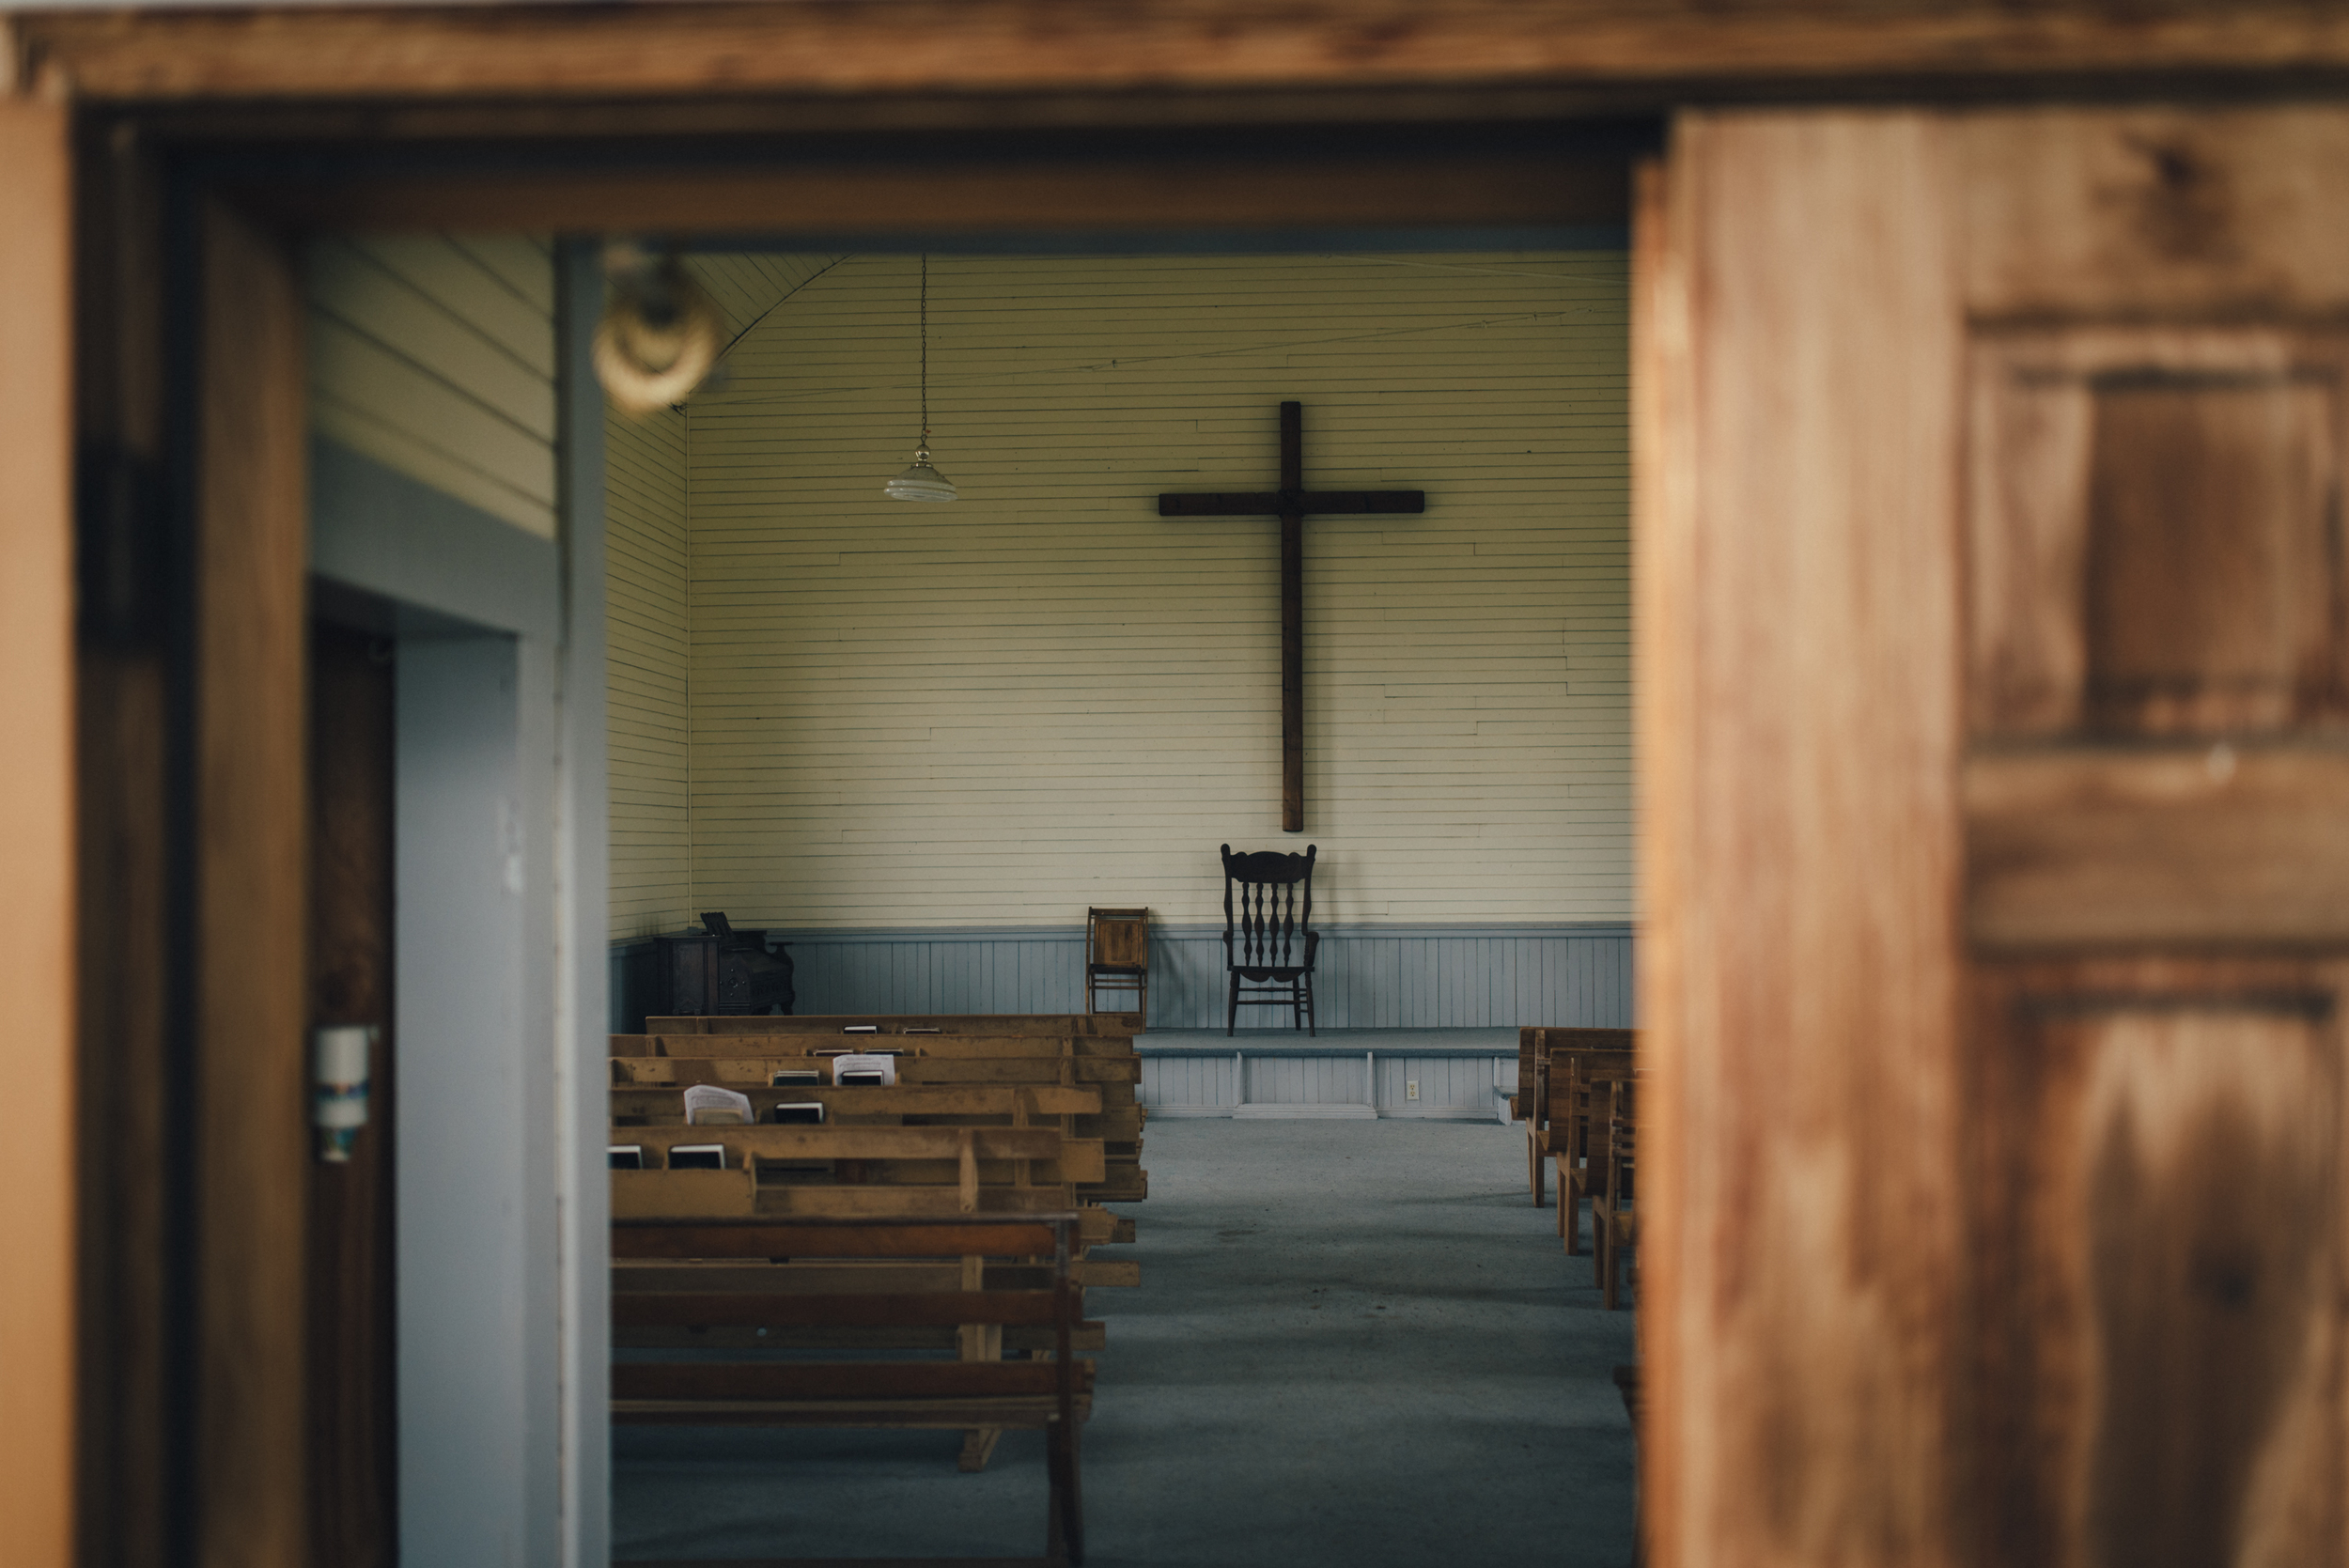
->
[604, 405, 692, 939]
[603, 252, 844, 939]
[304, 234, 559, 539]
[607, 921, 1632, 1030]
[665, 249, 1631, 930]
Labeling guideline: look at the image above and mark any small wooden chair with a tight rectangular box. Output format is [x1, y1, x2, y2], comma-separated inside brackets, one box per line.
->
[1592, 1077, 1638, 1310]
[1220, 843, 1318, 1035]
[1083, 908, 1149, 1018]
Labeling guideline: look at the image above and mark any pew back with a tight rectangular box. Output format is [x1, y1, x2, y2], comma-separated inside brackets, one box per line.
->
[1515, 1025, 1637, 1119]
[648, 1012, 1141, 1036]
[610, 1213, 1091, 1560]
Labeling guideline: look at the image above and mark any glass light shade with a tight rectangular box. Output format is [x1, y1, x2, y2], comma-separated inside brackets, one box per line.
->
[884, 449, 958, 502]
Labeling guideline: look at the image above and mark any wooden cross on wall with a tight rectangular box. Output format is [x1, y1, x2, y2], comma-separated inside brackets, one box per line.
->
[1159, 402, 1425, 832]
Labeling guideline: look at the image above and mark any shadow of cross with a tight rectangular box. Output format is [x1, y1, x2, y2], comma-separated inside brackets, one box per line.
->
[1159, 401, 1426, 832]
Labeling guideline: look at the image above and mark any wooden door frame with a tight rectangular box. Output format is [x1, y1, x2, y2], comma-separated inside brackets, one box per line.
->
[0, 87, 76, 1568]
[59, 69, 1649, 1568]
[31, 7, 2349, 1568]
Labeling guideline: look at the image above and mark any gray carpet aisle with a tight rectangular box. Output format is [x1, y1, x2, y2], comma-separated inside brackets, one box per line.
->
[613, 1119, 1638, 1567]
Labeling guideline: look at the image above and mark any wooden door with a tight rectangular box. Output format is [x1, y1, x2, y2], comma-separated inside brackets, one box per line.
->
[0, 93, 77, 1568]
[308, 620, 397, 1568]
[1641, 106, 2349, 1568]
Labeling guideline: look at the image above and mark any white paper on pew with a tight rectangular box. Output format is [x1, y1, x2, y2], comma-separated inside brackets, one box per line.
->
[684, 1084, 756, 1125]
[832, 1053, 897, 1086]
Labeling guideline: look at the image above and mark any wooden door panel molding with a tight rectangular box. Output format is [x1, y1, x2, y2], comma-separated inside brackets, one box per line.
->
[194, 195, 310, 1568]
[1964, 109, 2349, 320]
[0, 92, 76, 1568]
[1968, 959, 2348, 1568]
[1966, 747, 2349, 948]
[1966, 326, 2349, 741]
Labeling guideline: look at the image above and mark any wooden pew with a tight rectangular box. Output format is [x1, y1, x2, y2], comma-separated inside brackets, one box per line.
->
[1592, 1077, 1638, 1310]
[648, 1011, 1142, 1037]
[612, 1122, 1105, 1479]
[1518, 1028, 1637, 1205]
[613, 1212, 1092, 1564]
[610, 1126, 1097, 1218]
[615, 1033, 1150, 1205]
[1557, 1052, 1638, 1255]
[611, 1258, 1113, 1354]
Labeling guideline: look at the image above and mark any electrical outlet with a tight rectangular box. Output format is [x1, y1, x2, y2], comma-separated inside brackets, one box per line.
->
[1407, 1079, 1420, 1100]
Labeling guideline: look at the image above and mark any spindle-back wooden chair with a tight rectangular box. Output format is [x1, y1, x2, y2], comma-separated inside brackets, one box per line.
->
[1219, 844, 1319, 1035]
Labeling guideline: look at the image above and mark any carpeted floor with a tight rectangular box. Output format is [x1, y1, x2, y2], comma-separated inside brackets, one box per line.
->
[612, 1117, 1638, 1567]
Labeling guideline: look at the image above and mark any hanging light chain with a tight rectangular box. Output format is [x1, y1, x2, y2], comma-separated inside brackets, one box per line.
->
[919, 253, 930, 449]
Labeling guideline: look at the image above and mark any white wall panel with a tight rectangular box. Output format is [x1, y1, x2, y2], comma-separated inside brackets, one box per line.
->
[613, 922, 1633, 1031]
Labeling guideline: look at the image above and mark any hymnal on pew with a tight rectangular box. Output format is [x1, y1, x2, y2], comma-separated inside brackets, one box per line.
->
[609, 1145, 644, 1170]
[768, 1102, 825, 1125]
[770, 1068, 821, 1085]
[684, 1084, 756, 1125]
[833, 1053, 897, 1087]
[668, 1144, 725, 1170]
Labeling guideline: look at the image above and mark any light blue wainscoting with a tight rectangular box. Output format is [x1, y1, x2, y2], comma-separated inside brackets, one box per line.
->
[610, 922, 1632, 1033]
[1138, 1043, 1523, 1121]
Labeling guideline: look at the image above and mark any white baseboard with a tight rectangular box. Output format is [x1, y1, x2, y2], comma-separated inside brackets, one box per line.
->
[1232, 1103, 1377, 1120]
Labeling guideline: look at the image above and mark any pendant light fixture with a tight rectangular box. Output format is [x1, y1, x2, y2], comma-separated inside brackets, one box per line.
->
[884, 254, 958, 502]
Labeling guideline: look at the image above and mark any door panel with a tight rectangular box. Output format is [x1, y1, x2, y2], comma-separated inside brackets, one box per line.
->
[1646, 105, 2349, 1568]
[1968, 960, 2346, 1568]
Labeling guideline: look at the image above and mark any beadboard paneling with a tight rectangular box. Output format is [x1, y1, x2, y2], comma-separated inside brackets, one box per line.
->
[605, 404, 692, 939]
[600, 251, 855, 940]
[672, 250, 1630, 929]
[606, 921, 1632, 1032]
[304, 233, 558, 539]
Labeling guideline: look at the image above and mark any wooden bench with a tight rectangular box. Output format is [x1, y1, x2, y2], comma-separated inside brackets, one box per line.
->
[1517, 1028, 1636, 1205]
[648, 1011, 1143, 1037]
[1592, 1077, 1638, 1310]
[609, 1126, 1098, 1219]
[611, 1121, 1109, 1476]
[1515, 1025, 1634, 1116]
[615, 1033, 1149, 1205]
[612, 1213, 1093, 1565]
[1557, 1052, 1638, 1254]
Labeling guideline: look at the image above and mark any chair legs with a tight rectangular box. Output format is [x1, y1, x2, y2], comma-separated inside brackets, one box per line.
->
[1227, 971, 1315, 1034]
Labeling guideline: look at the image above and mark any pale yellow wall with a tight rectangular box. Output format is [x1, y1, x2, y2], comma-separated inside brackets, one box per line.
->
[304, 235, 559, 538]
[603, 253, 846, 939]
[605, 404, 692, 939]
[653, 251, 1630, 930]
